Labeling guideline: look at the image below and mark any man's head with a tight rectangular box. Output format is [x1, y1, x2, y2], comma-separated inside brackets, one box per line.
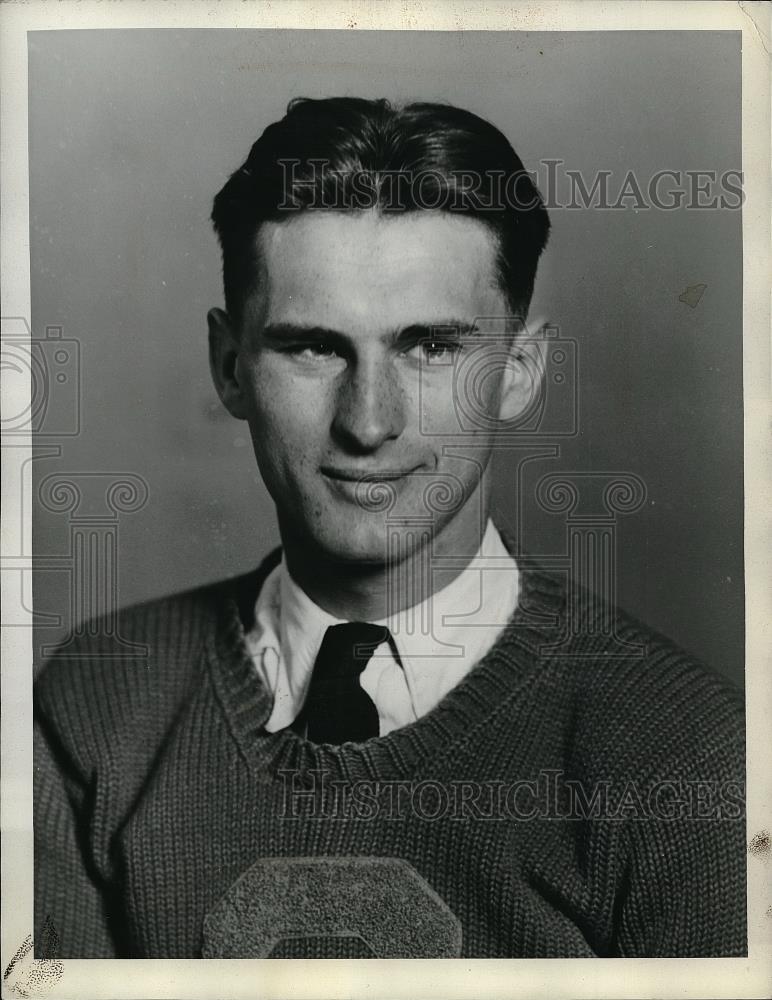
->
[211, 97, 549, 327]
[208, 98, 550, 574]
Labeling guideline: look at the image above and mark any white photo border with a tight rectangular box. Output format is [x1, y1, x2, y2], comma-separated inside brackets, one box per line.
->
[1, 2, 770, 998]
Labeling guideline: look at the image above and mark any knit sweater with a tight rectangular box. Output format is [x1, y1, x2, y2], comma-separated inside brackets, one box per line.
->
[34, 549, 747, 959]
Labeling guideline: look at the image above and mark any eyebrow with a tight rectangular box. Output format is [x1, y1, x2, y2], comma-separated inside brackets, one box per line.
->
[259, 320, 481, 344]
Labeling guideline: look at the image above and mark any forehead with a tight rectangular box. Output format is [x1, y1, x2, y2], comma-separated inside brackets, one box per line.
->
[249, 211, 505, 332]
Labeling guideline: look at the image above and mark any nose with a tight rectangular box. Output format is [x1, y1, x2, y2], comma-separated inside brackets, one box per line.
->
[331, 353, 406, 453]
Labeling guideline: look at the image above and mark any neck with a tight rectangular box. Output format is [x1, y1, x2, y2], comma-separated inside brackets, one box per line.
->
[282, 514, 493, 623]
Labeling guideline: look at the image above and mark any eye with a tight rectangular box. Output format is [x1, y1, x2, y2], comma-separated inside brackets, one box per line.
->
[416, 339, 463, 364]
[292, 343, 339, 361]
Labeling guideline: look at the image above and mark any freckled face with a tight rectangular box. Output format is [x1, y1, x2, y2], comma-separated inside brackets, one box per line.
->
[231, 211, 512, 565]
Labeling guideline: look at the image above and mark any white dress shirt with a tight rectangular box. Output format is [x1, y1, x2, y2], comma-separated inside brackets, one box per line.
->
[245, 520, 519, 736]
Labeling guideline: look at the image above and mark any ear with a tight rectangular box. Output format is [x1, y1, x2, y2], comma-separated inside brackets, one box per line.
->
[497, 314, 548, 423]
[208, 307, 250, 420]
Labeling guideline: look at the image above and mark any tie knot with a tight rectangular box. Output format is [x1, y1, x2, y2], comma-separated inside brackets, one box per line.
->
[313, 622, 390, 680]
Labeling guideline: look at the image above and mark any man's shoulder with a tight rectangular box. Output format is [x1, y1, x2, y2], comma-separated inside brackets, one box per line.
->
[34, 554, 278, 748]
[518, 568, 745, 782]
[580, 592, 743, 714]
[38, 573, 229, 673]
[576, 598, 743, 783]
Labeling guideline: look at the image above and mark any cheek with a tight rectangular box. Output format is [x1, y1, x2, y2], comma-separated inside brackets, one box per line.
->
[243, 368, 338, 491]
[417, 377, 501, 440]
[417, 373, 463, 435]
[247, 366, 326, 433]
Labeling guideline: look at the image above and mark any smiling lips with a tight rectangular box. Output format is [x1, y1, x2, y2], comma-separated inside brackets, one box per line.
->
[321, 466, 419, 482]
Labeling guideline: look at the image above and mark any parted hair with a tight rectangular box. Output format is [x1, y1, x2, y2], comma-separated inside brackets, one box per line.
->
[211, 97, 550, 323]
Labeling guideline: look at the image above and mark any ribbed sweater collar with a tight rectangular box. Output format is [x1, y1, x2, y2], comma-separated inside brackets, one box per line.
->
[206, 542, 567, 782]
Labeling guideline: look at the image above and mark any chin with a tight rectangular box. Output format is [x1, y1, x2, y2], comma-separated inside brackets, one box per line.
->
[307, 517, 430, 569]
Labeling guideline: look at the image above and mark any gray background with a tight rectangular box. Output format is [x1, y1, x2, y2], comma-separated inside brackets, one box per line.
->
[29, 30, 743, 685]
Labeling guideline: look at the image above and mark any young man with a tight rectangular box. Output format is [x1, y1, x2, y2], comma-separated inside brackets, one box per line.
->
[34, 98, 746, 959]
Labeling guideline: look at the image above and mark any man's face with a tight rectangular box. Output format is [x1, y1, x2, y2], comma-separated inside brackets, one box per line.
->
[211, 210, 524, 566]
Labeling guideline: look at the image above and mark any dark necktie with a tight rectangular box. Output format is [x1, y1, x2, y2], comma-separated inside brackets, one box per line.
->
[297, 622, 389, 744]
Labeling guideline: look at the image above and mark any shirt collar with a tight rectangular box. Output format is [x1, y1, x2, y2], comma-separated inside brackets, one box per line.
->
[277, 558, 348, 705]
[381, 520, 519, 715]
[273, 520, 518, 715]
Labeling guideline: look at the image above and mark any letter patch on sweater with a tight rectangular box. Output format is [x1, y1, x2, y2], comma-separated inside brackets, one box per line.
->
[202, 857, 462, 958]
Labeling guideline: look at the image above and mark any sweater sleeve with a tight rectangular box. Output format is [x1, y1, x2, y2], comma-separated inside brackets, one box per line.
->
[613, 729, 747, 956]
[34, 712, 117, 958]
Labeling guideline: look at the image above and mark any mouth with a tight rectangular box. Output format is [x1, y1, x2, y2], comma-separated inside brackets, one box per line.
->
[321, 466, 418, 483]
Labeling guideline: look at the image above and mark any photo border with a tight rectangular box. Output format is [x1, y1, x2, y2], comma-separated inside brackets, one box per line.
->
[2, 2, 770, 998]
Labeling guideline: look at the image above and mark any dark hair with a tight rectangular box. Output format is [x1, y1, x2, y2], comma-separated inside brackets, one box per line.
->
[211, 97, 550, 324]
